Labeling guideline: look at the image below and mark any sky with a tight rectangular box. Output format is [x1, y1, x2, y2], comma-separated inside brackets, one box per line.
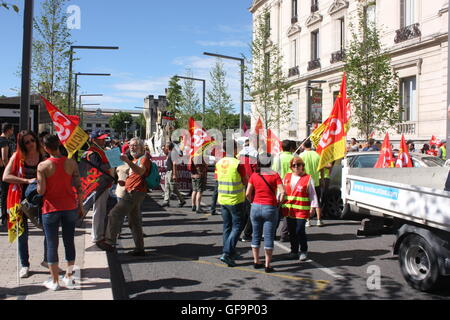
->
[0, 0, 253, 113]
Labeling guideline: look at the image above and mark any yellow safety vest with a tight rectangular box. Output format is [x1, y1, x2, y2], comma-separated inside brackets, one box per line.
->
[216, 157, 245, 205]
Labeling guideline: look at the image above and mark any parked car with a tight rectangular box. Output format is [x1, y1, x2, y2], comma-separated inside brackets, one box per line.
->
[323, 152, 446, 219]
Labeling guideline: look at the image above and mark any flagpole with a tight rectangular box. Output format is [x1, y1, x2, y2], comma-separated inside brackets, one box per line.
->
[17, 222, 20, 286]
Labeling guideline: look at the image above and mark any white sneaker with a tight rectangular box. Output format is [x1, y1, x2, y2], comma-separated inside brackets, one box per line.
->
[43, 279, 60, 291]
[316, 219, 324, 227]
[19, 267, 29, 278]
[299, 252, 308, 261]
[61, 276, 76, 289]
[305, 220, 311, 227]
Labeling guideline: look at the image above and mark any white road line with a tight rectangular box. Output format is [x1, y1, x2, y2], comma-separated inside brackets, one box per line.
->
[274, 241, 344, 280]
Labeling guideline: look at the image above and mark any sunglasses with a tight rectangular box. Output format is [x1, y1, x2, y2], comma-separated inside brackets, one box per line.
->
[24, 139, 36, 145]
[292, 163, 304, 168]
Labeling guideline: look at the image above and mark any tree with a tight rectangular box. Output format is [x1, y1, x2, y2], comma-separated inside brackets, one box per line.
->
[247, 7, 292, 132]
[109, 112, 133, 139]
[166, 76, 183, 128]
[223, 113, 251, 131]
[204, 59, 234, 133]
[344, 1, 400, 140]
[32, 0, 73, 113]
[135, 114, 146, 139]
[179, 69, 201, 128]
[1, 1, 19, 12]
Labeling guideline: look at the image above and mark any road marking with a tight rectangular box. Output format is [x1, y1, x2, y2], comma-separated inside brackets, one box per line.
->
[274, 241, 344, 280]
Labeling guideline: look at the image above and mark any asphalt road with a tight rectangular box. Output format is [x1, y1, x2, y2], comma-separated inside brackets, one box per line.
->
[107, 178, 450, 301]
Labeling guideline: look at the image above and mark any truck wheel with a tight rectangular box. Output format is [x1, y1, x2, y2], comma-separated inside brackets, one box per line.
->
[323, 189, 343, 219]
[398, 234, 441, 292]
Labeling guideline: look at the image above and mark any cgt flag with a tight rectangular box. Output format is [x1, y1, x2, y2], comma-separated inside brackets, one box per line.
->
[41, 96, 88, 159]
[188, 117, 217, 157]
[395, 134, 413, 168]
[374, 133, 395, 168]
[6, 143, 24, 243]
[315, 73, 348, 171]
[266, 129, 282, 154]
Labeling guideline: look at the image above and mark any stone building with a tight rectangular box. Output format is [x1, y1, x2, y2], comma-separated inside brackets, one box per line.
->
[249, 0, 449, 145]
[82, 107, 143, 139]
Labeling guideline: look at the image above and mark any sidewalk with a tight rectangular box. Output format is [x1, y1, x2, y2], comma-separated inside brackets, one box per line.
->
[0, 211, 113, 300]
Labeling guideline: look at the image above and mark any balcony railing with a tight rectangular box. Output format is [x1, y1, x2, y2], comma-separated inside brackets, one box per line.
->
[288, 66, 300, 77]
[307, 59, 321, 71]
[394, 23, 421, 44]
[397, 122, 416, 135]
[291, 16, 298, 24]
[330, 49, 345, 64]
[311, 4, 319, 13]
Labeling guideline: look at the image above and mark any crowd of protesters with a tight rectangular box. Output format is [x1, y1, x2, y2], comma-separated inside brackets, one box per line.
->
[1, 120, 448, 288]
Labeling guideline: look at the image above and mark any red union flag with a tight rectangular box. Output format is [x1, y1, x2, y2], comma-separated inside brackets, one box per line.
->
[6, 143, 24, 243]
[374, 133, 395, 168]
[188, 117, 216, 156]
[429, 135, 441, 146]
[255, 117, 264, 135]
[266, 129, 282, 154]
[395, 134, 413, 168]
[315, 74, 348, 171]
[41, 97, 88, 159]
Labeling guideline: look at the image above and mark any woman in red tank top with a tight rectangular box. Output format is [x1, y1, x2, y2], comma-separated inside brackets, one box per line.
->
[37, 135, 83, 291]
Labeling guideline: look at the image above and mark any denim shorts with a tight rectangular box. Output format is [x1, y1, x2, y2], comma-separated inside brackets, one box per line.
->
[42, 209, 78, 264]
[250, 204, 279, 250]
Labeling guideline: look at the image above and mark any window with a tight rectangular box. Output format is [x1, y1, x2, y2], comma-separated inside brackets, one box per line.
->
[96, 123, 102, 128]
[400, 0, 415, 28]
[311, 30, 320, 60]
[264, 12, 271, 37]
[292, 0, 298, 20]
[339, 17, 345, 50]
[311, 0, 319, 12]
[86, 123, 92, 128]
[364, 3, 376, 27]
[400, 76, 416, 121]
[291, 39, 297, 67]
[105, 124, 110, 128]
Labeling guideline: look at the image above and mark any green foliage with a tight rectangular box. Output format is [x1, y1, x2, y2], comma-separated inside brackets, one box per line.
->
[1, 1, 19, 12]
[344, 2, 400, 140]
[32, 0, 73, 113]
[166, 76, 183, 128]
[135, 113, 146, 138]
[109, 112, 133, 137]
[179, 69, 201, 128]
[204, 59, 234, 133]
[246, 7, 292, 131]
[222, 113, 251, 131]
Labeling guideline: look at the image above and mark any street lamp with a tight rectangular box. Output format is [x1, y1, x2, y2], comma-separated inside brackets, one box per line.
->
[73, 73, 110, 115]
[124, 121, 130, 140]
[68, 45, 119, 115]
[19, 0, 34, 131]
[203, 52, 245, 130]
[174, 75, 206, 122]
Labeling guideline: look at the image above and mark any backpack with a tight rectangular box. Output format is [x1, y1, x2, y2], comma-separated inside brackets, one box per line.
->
[138, 157, 160, 189]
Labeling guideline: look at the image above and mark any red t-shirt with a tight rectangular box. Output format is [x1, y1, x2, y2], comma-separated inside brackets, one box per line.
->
[125, 156, 151, 193]
[248, 171, 282, 206]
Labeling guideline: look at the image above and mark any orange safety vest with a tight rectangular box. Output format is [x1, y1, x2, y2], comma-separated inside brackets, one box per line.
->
[281, 173, 311, 220]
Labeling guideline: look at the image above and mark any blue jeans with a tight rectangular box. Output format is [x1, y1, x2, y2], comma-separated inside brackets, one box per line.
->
[221, 202, 245, 257]
[42, 209, 78, 264]
[250, 204, 279, 250]
[287, 217, 308, 253]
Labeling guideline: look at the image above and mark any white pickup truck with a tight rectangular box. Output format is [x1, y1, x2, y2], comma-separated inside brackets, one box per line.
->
[341, 164, 450, 292]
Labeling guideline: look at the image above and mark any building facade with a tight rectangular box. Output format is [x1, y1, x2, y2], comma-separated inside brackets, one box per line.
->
[249, 0, 449, 144]
[82, 107, 143, 139]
